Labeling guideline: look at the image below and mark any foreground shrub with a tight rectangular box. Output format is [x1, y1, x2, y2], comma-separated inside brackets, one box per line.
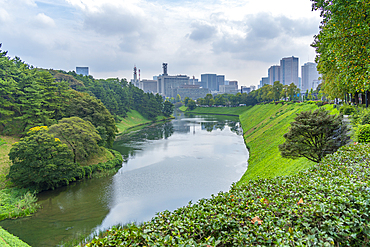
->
[355, 124, 370, 143]
[279, 108, 349, 163]
[85, 144, 370, 246]
[339, 104, 356, 115]
[7, 126, 80, 191]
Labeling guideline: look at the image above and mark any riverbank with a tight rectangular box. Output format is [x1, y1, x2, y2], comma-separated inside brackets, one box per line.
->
[116, 110, 173, 135]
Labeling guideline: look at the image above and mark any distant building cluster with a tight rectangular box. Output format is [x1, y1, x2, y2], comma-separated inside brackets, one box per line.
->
[259, 56, 321, 92]
[130, 63, 255, 100]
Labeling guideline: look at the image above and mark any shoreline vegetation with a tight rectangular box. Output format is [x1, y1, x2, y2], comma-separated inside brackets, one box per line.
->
[85, 103, 370, 246]
[115, 109, 174, 136]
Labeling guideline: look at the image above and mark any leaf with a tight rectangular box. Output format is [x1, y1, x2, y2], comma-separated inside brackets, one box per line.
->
[297, 198, 304, 205]
[251, 216, 262, 225]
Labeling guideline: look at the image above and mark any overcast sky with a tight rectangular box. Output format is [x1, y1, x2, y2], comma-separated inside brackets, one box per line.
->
[0, 0, 321, 87]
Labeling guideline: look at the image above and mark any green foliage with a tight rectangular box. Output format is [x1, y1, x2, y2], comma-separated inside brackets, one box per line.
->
[0, 226, 31, 247]
[187, 99, 196, 110]
[48, 117, 102, 163]
[7, 126, 79, 191]
[162, 101, 174, 117]
[339, 104, 356, 115]
[0, 188, 39, 221]
[86, 143, 370, 246]
[62, 90, 117, 148]
[355, 124, 370, 143]
[311, 0, 370, 98]
[279, 108, 349, 163]
[238, 104, 318, 183]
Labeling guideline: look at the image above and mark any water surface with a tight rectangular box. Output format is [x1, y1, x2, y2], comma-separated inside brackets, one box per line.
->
[0, 113, 248, 246]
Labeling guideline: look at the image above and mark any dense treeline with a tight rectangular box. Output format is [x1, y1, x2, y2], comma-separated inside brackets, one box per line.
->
[192, 81, 310, 107]
[0, 45, 172, 145]
[48, 69, 172, 121]
[311, 0, 370, 104]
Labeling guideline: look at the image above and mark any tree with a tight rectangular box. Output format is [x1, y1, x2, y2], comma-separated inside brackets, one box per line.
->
[272, 81, 283, 101]
[162, 101, 174, 117]
[187, 99, 196, 110]
[62, 90, 117, 148]
[279, 108, 349, 163]
[48, 117, 102, 163]
[311, 0, 370, 99]
[176, 94, 181, 103]
[7, 126, 80, 191]
[287, 83, 300, 101]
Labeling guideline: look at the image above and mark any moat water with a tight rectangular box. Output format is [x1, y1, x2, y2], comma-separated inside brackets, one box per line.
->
[0, 113, 249, 246]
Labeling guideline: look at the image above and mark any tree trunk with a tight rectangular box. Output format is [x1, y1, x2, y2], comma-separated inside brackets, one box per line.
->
[355, 92, 359, 105]
[367, 91, 370, 108]
[361, 93, 366, 105]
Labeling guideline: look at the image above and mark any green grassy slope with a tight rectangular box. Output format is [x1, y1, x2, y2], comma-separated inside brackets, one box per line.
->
[238, 103, 318, 184]
[116, 110, 152, 134]
[187, 106, 252, 116]
[116, 110, 170, 134]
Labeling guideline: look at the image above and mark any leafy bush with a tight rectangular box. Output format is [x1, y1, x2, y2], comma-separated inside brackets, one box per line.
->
[0, 188, 39, 221]
[86, 144, 370, 247]
[355, 124, 370, 143]
[0, 138, 5, 146]
[339, 104, 356, 115]
[279, 108, 349, 163]
[7, 126, 80, 191]
[361, 112, 370, 125]
[0, 226, 31, 246]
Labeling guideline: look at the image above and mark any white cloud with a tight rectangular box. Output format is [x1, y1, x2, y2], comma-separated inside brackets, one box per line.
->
[0, 8, 11, 23]
[0, 0, 322, 86]
[34, 13, 56, 28]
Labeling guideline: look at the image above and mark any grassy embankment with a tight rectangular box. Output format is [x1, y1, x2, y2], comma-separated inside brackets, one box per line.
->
[116, 110, 171, 134]
[182, 105, 252, 116]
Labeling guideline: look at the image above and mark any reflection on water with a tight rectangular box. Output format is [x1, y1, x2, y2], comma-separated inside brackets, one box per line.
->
[0, 113, 248, 247]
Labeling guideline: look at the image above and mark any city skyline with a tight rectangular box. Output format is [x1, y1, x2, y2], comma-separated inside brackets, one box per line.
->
[0, 0, 321, 87]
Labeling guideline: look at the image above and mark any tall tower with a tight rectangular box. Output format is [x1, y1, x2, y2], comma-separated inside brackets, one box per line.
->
[162, 63, 168, 76]
[133, 66, 137, 82]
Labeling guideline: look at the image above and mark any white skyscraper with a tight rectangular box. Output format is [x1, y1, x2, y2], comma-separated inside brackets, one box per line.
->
[268, 65, 280, 85]
[279, 56, 299, 87]
[301, 62, 321, 91]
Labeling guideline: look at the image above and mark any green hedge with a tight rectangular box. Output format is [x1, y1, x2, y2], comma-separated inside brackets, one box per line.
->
[0, 226, 30, 246]
[85, 143, 370, 246]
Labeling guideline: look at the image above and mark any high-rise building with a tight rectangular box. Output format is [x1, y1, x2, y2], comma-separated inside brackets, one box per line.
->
[268, 65, 280, 85]
[301, 62, 321, 91]
[279, 56, 299, 87]
[217, 75, 225, 91]
[259, 77, 269, 88]
[201, 74, 217, 91]
[76, 67, 89, 76]
[157, 63, 189, 97]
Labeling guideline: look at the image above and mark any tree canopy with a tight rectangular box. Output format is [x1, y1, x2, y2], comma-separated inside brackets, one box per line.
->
[49, 117, 102, 164]
[7, 126, 80, 191]
[311, 0, 370, 99]
[279, 108, 349, 163]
